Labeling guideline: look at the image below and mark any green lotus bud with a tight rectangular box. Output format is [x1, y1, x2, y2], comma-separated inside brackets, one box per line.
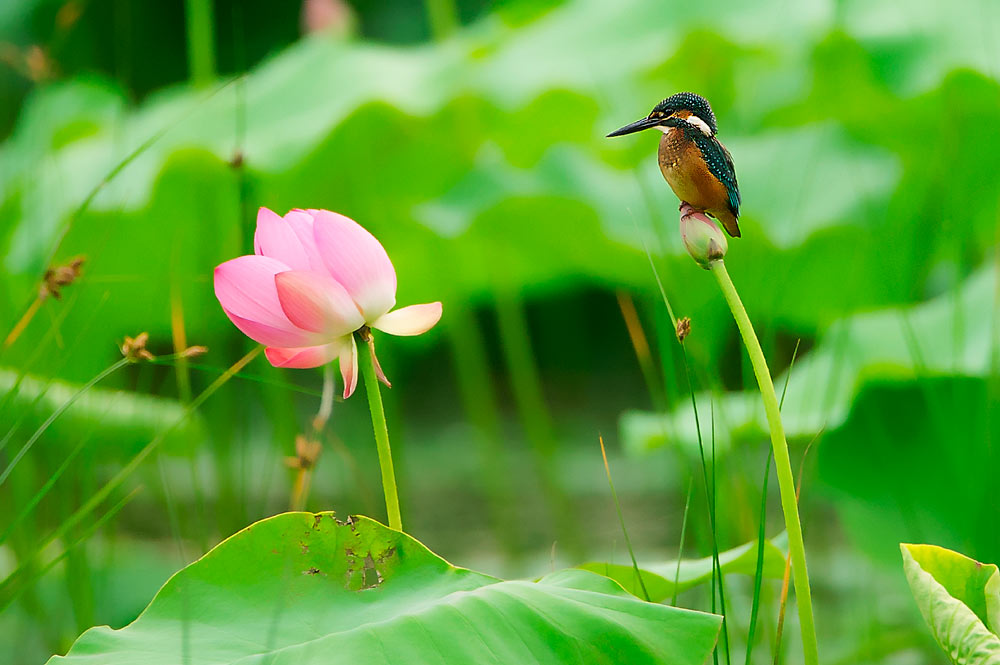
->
[680, 205, 728, 269]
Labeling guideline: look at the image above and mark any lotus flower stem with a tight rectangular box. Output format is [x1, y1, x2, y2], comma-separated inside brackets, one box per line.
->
[709, 260, 818, 665]
[356, 330, 402, 531]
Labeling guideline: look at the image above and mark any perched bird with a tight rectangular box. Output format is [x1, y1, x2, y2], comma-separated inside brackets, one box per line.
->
[608, 92, 741, 237]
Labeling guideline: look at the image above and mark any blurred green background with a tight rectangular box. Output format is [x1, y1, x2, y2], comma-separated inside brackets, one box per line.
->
[1, 0, 998, 662]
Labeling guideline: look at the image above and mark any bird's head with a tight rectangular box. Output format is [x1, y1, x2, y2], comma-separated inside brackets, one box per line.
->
[607, 92, 718, 139]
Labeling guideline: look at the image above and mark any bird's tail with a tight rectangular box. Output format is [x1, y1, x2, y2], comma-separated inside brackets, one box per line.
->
[714, 209, 741, 238]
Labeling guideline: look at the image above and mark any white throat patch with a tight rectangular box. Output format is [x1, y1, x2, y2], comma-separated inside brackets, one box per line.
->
[682, 115, 713, 136]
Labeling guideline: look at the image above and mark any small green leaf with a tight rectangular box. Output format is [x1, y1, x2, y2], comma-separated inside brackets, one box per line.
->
[49, 513, 722, 664]
[579, 536, 787, 603]
[901, 543, 1000, 664]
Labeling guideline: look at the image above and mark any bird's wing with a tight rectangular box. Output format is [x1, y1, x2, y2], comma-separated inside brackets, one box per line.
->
[696, 135, 740, 218]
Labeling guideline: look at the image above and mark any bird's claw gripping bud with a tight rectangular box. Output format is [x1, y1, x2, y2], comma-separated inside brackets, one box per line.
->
[680, 204, 728, 269]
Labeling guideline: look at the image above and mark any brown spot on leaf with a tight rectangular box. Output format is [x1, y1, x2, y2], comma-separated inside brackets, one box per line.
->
[360, 554, 383, 589]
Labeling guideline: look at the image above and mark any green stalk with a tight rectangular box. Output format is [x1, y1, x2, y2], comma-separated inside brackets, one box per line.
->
[710, 261, 817, 665]
[184, 0, 216, 86]
[356, 332, 402, 531]
[424, 0, 458, 40]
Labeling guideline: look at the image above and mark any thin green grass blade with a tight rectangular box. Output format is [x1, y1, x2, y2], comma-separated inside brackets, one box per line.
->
[0, 431, 93, 547]
[779, 340, 801, 410]
[746, 449, 773, 665]
[0, 347, 261, 611]
[0, 291, 110, 456]
[679, 348, 728, 665]
[1, 486, 141, 612]
[0, 358, 130, 487]
[600, 436, 650, 602]
[711, 400, 731, 665]
[672, 478, 693, 607]
[147, 357, 323, 396]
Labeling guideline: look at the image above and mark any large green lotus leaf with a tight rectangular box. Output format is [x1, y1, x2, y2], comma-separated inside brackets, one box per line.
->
[902, 543, 1000, 664]
[0, 0, 828, 271]
[49, 512, 722, 664]
[623, 261, 998, 456]
[0, 0, 946, 286]
[579, 535, 787, 602]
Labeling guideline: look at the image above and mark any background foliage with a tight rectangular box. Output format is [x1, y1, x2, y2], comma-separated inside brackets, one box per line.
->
[0, 0, 997, 662]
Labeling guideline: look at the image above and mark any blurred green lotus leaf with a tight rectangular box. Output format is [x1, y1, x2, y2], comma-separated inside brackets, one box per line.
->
[820, 376, 999, 565]
[622, 262, 999, 457]
[579, 534, 787, 602]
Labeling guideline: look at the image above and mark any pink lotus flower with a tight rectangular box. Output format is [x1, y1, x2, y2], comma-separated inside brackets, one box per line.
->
[214, 208, 442, 398]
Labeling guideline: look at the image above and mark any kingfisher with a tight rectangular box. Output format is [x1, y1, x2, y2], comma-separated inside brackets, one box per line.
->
[607, 92, 741, 237]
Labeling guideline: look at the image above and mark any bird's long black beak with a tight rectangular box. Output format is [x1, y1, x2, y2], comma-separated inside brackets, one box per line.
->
[606, 116, 662, 138]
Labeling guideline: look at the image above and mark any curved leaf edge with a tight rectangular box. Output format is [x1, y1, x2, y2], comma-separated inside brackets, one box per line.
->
[901, 543, 1000, 665]
[579, 536, 787, 603]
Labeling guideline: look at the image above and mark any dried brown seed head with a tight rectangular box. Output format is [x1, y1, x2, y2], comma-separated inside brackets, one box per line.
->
[676, 317, 691, 342]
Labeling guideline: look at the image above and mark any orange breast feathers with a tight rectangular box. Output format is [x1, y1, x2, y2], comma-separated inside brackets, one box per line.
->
[658, 131, 740, 237]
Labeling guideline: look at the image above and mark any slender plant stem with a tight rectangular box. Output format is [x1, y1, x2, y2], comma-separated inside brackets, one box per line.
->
[184, 0, 216, 86]
[598, 436, 649, 602]
[291, 364, 334, 511]
[3, 296, 42, 349]
[315, 363, 335, 431]
[709, 260, 818, 665]
[0, 357, 130, 487]
[356, 332, 402, 531]
[670, 478, 692, 607]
